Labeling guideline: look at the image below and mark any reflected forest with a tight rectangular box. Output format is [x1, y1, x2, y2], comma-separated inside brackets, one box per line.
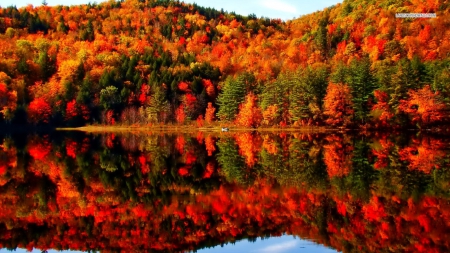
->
[1, 131, 450, 252]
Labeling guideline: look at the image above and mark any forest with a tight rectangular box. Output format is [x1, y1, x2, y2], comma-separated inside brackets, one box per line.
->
[0, 0, 449, 129]
[0, 132, 450, 252]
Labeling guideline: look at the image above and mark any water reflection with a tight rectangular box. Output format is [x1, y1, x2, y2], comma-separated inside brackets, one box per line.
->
[0, 131, 449, 252]
[196, 235, 336, 253]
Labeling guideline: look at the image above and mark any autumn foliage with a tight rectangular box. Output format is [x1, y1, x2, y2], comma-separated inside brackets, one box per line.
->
[235, 93, 262, 128]
[399, 85, 446, 127]
[0, 132, 450, 252]
[323, 83, 353, 126]
[0, 0, 448, 129]
[28, 98, 52, 123]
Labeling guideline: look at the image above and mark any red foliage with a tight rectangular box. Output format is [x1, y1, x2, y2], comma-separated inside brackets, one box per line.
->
[205, 103, 216, 124]
[175, 135, 185, 153]
[139, 84, 150, 105]
[178, 82, 190, 92]
[196, 115, 204, 127]
[66, 140, 77, 159]
[29, 141, 51, 161]
[179, 37, 186, 45]
[28, 98, 52, 123]
[175, 105, 186, 124]
[205, 135, 216, 156]
[323, 83, 353, 126]
[106, 110, 115, 125]
[65, 99, 78, 121]
[328, 24, 337, 35]
[371, 90, 393, 126]
[185, 93, 197, 111]
[399, 85, 446, 126]
[202, 79, 215, 97]
[323, 135, 353, 178]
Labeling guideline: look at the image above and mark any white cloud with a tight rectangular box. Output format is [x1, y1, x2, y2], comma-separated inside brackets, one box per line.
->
[261, 0, 298, 14]
[255, 240, 298, 253]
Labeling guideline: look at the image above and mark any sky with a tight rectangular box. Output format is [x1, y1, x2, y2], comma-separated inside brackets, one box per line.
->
[0, 0, 342, 20]
[0, 235, 337, 253]
[197, 235, 337, 253]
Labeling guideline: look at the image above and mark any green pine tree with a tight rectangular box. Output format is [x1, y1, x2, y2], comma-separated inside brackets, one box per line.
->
[347, 57, 377, 124]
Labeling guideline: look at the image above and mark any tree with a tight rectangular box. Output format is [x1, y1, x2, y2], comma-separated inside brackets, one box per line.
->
[205, 102, 216, 124]
[28, 98, 52, 123]
[175, 105, 186, 124]
[399, 85, 446, 127]
[0, 83, 17, 122]
[100, 86, 119, 110]
[235, 93, 262, 128]
[216, 75, 247, 121]
[347, 57, 377, 124]
[289, 66, 329, 124]
[389, 59, 416, 113]
[371, 90, 394, 127]
[323, 83, 353, 126]
[260, 72, 293, 125]
[36, 40, 57, 82]
[146, 85, 169, 123]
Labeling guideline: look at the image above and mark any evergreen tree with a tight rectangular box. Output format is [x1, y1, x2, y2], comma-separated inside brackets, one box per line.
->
[146, 85, 169, 123]
[216, 75, 247, 121]
[216, 138, 247, 185]
[389, 59, 416, 113]
[100, 86, 119, 110]
[347, 57, 377, 124]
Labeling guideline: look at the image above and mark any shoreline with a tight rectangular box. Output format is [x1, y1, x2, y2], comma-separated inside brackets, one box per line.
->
[56, 125, 336, 133]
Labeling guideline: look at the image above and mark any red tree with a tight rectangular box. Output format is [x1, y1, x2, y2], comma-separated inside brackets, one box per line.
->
[205, 102, 216, 124]
[28, 98, 52, 123]
[399, 85, 446, 126]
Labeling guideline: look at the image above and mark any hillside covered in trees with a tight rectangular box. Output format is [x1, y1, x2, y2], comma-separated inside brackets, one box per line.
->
[0, 0, 449, 129]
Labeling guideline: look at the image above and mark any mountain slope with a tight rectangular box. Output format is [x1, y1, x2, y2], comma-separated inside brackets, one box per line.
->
[0, 0, 449, 128]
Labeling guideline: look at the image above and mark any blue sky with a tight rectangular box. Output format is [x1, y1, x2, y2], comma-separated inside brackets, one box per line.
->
[0, 0, 342, 20]
[197, 235, 337, 253]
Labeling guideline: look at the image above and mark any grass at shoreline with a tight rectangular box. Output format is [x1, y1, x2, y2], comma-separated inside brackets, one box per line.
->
[56, 124, 335, 133]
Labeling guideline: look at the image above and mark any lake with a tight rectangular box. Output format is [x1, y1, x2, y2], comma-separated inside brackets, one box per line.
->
[0, 131, 449, 252]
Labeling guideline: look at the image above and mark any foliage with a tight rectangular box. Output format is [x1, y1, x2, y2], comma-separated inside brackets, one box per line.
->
[0, 0, 448, 129]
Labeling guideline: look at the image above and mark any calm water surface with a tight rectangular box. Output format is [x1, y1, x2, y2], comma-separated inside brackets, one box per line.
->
[0, 131, 448, 252]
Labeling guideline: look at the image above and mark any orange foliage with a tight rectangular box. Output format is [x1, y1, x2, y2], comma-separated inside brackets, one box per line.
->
[235, 93, 262, 128]
[234, 133, 261, 168]
[399, 85, 446, 126]
[262, 105, 278, 125]
[371, 90, 393, 127]
[196, 115, 204, 127]
[178, 81, 190, 92]
[202, 79, 215, 97]
[205, 135, 216, 156]
[204, 102, 216, 124]
[323, 135, 353, 178]
[399, 137, 445, 174]
[323, 83, 353, 126]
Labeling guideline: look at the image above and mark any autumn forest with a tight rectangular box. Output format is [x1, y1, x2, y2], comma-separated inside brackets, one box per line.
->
[0, 0, 449, 129]
[1, 0, 450, 252]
